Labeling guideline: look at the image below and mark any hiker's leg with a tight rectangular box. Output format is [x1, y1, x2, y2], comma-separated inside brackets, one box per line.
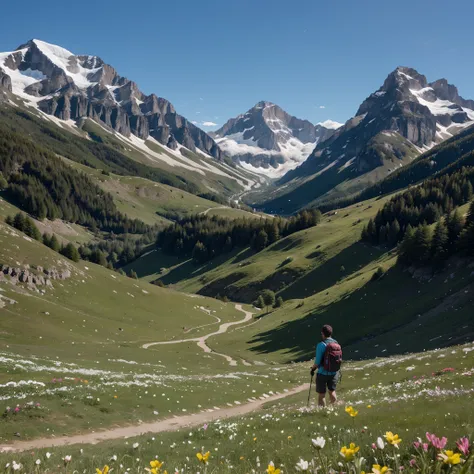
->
[328, 390, 337, 404]
[318, 392, 326, 407]
[315, 374, 326, 407]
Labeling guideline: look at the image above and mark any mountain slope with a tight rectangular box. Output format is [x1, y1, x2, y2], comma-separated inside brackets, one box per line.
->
[212, 101, 341, 178]
[259, 67, 474, 213]
[0, 39, 222, 160]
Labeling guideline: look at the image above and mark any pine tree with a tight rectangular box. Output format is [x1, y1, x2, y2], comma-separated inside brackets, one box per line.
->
[255, 295, 265, 310]
[462, 181, 473, 202]
[24, 216, 41, 241]
[223, 236, 233, 253]
[261, 289, 276, 313]
[366, 219, 377, 244]
[128, 269, 138, 279]
[49, 234, 60, 252]
[61, 243, 80, 262]
[458, 223, 474, 256]
[0, 172, 7, 190]
[447, 210, 465, 248]
[379, 224, 387, 244]
[431, 220, 449, 267]
[467, 200, 474, 227]
[253, 230, 268, 251]
[388, 219, 401, 247]
[13, 213, 26, 232]
[398, 225, 416, 265]
[412, 225, 432, 264]
[274, 296, 284, 308]
[267, 222, 280, 244]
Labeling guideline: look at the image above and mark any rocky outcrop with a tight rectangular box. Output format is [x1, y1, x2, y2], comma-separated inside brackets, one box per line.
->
[1, 263, 71, 289]
[0, 39, 223, 159]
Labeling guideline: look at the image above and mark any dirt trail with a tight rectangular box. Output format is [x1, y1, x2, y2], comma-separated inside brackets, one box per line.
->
[0, 384, 308, 453]
[199, 205, 229, 216]
[142, 304, 253, 366]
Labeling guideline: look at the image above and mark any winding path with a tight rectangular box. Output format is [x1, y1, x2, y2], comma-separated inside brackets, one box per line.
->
[142, 304, 253, 366]
[0, 383, 309, 452]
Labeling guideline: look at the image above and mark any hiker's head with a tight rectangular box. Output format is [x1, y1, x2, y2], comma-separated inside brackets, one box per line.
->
[321, 324, 333, 340]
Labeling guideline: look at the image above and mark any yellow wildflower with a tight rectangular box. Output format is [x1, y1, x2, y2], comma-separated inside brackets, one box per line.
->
[340, 442, 360, 461]
[196, 451, 210, 465]
[253, 437, 257, 441]
[96, 466, 109, 474]
[345, 406, 359, 417]
[384, 431, 402, 447]
[150, 460, 164, 470]
[367, 405, 372, 408]
[288, 435, 292, 440]
[267, 463, 281, 474]
[239, 456, 245, 461]
[372, 464, 390, 474]
[113, 395, 118, 399]
[438, 450, 462, 465]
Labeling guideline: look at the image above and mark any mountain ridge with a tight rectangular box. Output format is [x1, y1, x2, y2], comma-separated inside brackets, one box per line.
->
[0, 39, 223, 160]
[259, 66, 474, 213]
[212, 101, 342, 178]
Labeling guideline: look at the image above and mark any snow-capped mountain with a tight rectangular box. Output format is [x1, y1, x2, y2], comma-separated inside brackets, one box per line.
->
[0, 39, 222, 159]
[262, 66, 474, 213]
[212, 101, 342, 178]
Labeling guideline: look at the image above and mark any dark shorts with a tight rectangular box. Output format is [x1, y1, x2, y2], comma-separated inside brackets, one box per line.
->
[316, 373, 337, 394]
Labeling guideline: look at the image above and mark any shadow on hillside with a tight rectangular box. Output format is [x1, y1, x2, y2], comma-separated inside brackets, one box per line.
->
[247, 263, 473, 361]
[232, 247, 255, 264]
[161, 248, 243, 286]
[279, 242, 386, 300]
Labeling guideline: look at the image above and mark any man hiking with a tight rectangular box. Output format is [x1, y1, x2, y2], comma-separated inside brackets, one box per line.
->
[310, 324, 342, 407]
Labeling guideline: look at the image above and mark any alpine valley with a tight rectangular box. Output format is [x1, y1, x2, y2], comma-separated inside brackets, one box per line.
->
[0, 35, 474, 474]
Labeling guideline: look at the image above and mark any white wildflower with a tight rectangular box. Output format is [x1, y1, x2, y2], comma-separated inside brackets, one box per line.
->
[296, 459, 309, 471]
[312, 436, 326, 449]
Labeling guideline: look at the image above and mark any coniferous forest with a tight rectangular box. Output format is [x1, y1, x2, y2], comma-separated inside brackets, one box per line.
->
[156, 209, 322, 264]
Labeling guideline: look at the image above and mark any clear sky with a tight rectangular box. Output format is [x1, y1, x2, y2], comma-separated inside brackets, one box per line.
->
[1, 0, 473, 131]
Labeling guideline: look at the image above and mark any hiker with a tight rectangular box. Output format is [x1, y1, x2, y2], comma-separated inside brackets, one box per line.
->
[310, 324, 342, 407]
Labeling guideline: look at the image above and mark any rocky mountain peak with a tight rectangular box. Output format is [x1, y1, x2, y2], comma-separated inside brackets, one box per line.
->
[213, 102, 340, 177]
[0, 39, 222, 159]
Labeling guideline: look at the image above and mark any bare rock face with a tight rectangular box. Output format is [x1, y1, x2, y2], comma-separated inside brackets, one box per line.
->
[0, 39, 223, 159]
[212, 101, 338, 175]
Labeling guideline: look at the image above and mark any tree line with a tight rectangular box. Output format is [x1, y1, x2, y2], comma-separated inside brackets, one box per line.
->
[361, 167, 474, 246]
[398, 201, 474, 267]
[0, 125, 152, 235]
[156, 209, 322, 264]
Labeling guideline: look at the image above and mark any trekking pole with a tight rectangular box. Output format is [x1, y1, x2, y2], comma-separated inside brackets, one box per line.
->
[307, 373, 314, 407]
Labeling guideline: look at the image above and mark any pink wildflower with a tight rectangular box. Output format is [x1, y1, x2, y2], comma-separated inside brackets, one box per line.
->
[372, 443, 377, 450]
[409, 459, 417, 467]
[203, 424, 208, 431]
[456, 437, 470, 456]
[426, 432, 447, 449]
[14, 407, 20, 413]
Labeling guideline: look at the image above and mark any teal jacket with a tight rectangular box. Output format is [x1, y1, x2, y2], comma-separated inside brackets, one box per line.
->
[315, 337, 338, 376]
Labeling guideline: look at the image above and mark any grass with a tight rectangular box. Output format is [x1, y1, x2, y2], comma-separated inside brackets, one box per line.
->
[63, 159, 223, 225]
[0, 343, 472, 473]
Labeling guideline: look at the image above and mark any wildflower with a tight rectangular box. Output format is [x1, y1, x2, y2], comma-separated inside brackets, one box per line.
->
[110, 455, 118, 462]
[96, 466, 110, 474]
[384, 431, 402, 447]
[296, 459, 309, 471]
[345, 406, 359, 417]
[196, 451, 210, 465]
[133, 442, 140, 449]
[438, 450, 462, 465]
[371, 465, 390, 474]
[35, 459, 41, 466]
[12, 461, 22, 471]
[312, 437, 326, 449]
[340, 443, 360, 461]
[287, 435, 292, 440]
[146, 460, 164, 473]
[253, 437, 257, 441]
[377, 437, 385, 450]
[456, 437, 470, 456]
[367, 405, 372, 408]
[426, 432, 447, 449]
[45, 452, 51, 459]
[409, 459, 417, 467]
[203, 424, 208, 430]
[267, 462, 281, 474]
[63, 455, 72, 464]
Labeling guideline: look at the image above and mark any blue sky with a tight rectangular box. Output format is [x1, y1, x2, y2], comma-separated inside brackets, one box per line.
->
[1, 0, 473, 131]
